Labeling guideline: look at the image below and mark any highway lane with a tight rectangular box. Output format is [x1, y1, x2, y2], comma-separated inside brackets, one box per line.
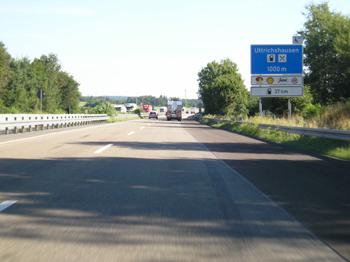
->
[0, 117, 346, 261]
[183, 115, 350, 261]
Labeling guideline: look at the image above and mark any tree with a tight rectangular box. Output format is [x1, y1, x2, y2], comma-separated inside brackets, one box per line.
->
[4, 57, 42, 112]
[299, 2, 350, 105]
[197, 59, 249, 115]
[0, 42, 11, 110]
[58, 71, 81, 113]
[32, 53, 61, 113]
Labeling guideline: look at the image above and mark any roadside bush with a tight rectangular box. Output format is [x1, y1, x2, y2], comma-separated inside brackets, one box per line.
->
[303, 103, 322, 119]
[133, 108, 144, 116]
[0, 106, 21, 114]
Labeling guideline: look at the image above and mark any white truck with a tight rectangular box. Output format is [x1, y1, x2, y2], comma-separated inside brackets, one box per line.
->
[190, 107, 196, 114]
[114, 105, 127, 113]
[166, 98, 182, 121]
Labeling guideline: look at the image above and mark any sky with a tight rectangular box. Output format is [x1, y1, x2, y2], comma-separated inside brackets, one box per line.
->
[1, 0, 349, 100]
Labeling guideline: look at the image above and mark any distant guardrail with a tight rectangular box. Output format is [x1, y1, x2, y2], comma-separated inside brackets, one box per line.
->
[0, 114, 109, 135]
[198, 116, 350, 142]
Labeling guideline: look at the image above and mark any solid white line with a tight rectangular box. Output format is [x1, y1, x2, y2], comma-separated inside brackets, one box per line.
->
[147, 124, 151, 126]
[0, 119, 145, 146]
[94, 144, 113, 154]
[0, 200, 17, 212]
[0, 122, 118, 146]
[127, 131, 135, 136]
[140, 127, 145, 129]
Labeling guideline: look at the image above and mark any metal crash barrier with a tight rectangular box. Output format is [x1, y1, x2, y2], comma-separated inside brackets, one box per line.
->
[0, 114, 109, 135]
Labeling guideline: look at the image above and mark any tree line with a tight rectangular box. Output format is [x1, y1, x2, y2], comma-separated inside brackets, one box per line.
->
[80, 95, 202, 109]
[0, 45, 81, 114]
[198, 2, 350, 117]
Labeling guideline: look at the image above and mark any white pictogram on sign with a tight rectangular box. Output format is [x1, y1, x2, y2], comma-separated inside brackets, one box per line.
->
[278, 54, 287, 63]
[267, 54, 275, 63]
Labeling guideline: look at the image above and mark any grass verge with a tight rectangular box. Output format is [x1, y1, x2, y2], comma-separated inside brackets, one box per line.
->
[198, 118, 350, 161]
[106, 116, 141, 123]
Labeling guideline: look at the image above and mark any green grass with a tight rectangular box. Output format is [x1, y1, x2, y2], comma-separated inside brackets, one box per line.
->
[106, 116, 141, 123]
[198, 118, 350, 161]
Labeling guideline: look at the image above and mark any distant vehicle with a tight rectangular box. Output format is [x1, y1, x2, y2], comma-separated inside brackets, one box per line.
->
[124, 103, 137, 112]
[182, 107, 186, 114]
[190, 107, 196, 114]
[166, 98, 182, 121]
[149, 111, 158, 119]
[143, 105, 152, 113]
[114, 105, 126, 113]
[160, 107, 167, 115]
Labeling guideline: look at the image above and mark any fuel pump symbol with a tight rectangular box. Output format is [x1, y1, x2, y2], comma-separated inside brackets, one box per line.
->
[267, 54, 275, 62]
[267, 88, 272, 95]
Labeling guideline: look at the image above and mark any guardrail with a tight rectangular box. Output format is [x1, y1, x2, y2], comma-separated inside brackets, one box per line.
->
[0, 114, 109, 135]
[198, 116, 350, 142]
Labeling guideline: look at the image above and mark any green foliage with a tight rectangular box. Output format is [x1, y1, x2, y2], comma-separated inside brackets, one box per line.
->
[0, 106, 21, 114]
[262, 85, 313, 116]
[133, 108, 144, 115]
[197, 59, 249, 116]
[80, 95, 202, 108]
[53, 108, 67, 114]
[0, 42, 81, 114]
[199, 116, 350, 160]
[308, 100, 350, 130]
[0, 42, 11, 99]
[247, 96, 259, 117]
[299, 2, 350, 105]
[90, 102, 115, 117]
[106, 116, 140, 123]
[58, 71, 81, 112]
[303, 103, 322, 118]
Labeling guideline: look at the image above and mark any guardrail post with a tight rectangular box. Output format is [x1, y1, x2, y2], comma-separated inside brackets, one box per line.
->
[5, 127, 9, 135]
[35, 125, 38, 131]
[14, 127, 17, 134]
[21, 126, 25, 133]
[29, 125, 32, 132]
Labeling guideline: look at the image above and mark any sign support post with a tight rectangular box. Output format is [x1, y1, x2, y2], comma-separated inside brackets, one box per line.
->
[40, 89, 42, 114]
[288, 97, 292, 120]
[259, 98, 262, 117]
[37, 89, 46, 114]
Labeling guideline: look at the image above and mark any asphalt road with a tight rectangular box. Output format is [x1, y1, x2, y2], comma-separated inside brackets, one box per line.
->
[0, 115, 348, 261]
[183, 115, 350, 261]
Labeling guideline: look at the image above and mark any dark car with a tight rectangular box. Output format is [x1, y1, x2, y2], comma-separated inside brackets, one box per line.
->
[149, 111, 158, 119]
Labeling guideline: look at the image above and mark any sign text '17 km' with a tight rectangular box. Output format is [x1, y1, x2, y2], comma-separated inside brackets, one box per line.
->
[251, 45, 303, 75]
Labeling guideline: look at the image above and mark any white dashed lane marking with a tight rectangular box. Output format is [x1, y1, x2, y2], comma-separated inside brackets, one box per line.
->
[0, 201, 17, 212]
[94, 144, 113, 154]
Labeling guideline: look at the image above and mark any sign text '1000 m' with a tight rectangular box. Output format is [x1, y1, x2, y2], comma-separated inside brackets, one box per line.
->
[267, 66, 286, 72]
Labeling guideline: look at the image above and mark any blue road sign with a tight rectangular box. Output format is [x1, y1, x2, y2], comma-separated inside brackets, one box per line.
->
[251, 45, 303, 75]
